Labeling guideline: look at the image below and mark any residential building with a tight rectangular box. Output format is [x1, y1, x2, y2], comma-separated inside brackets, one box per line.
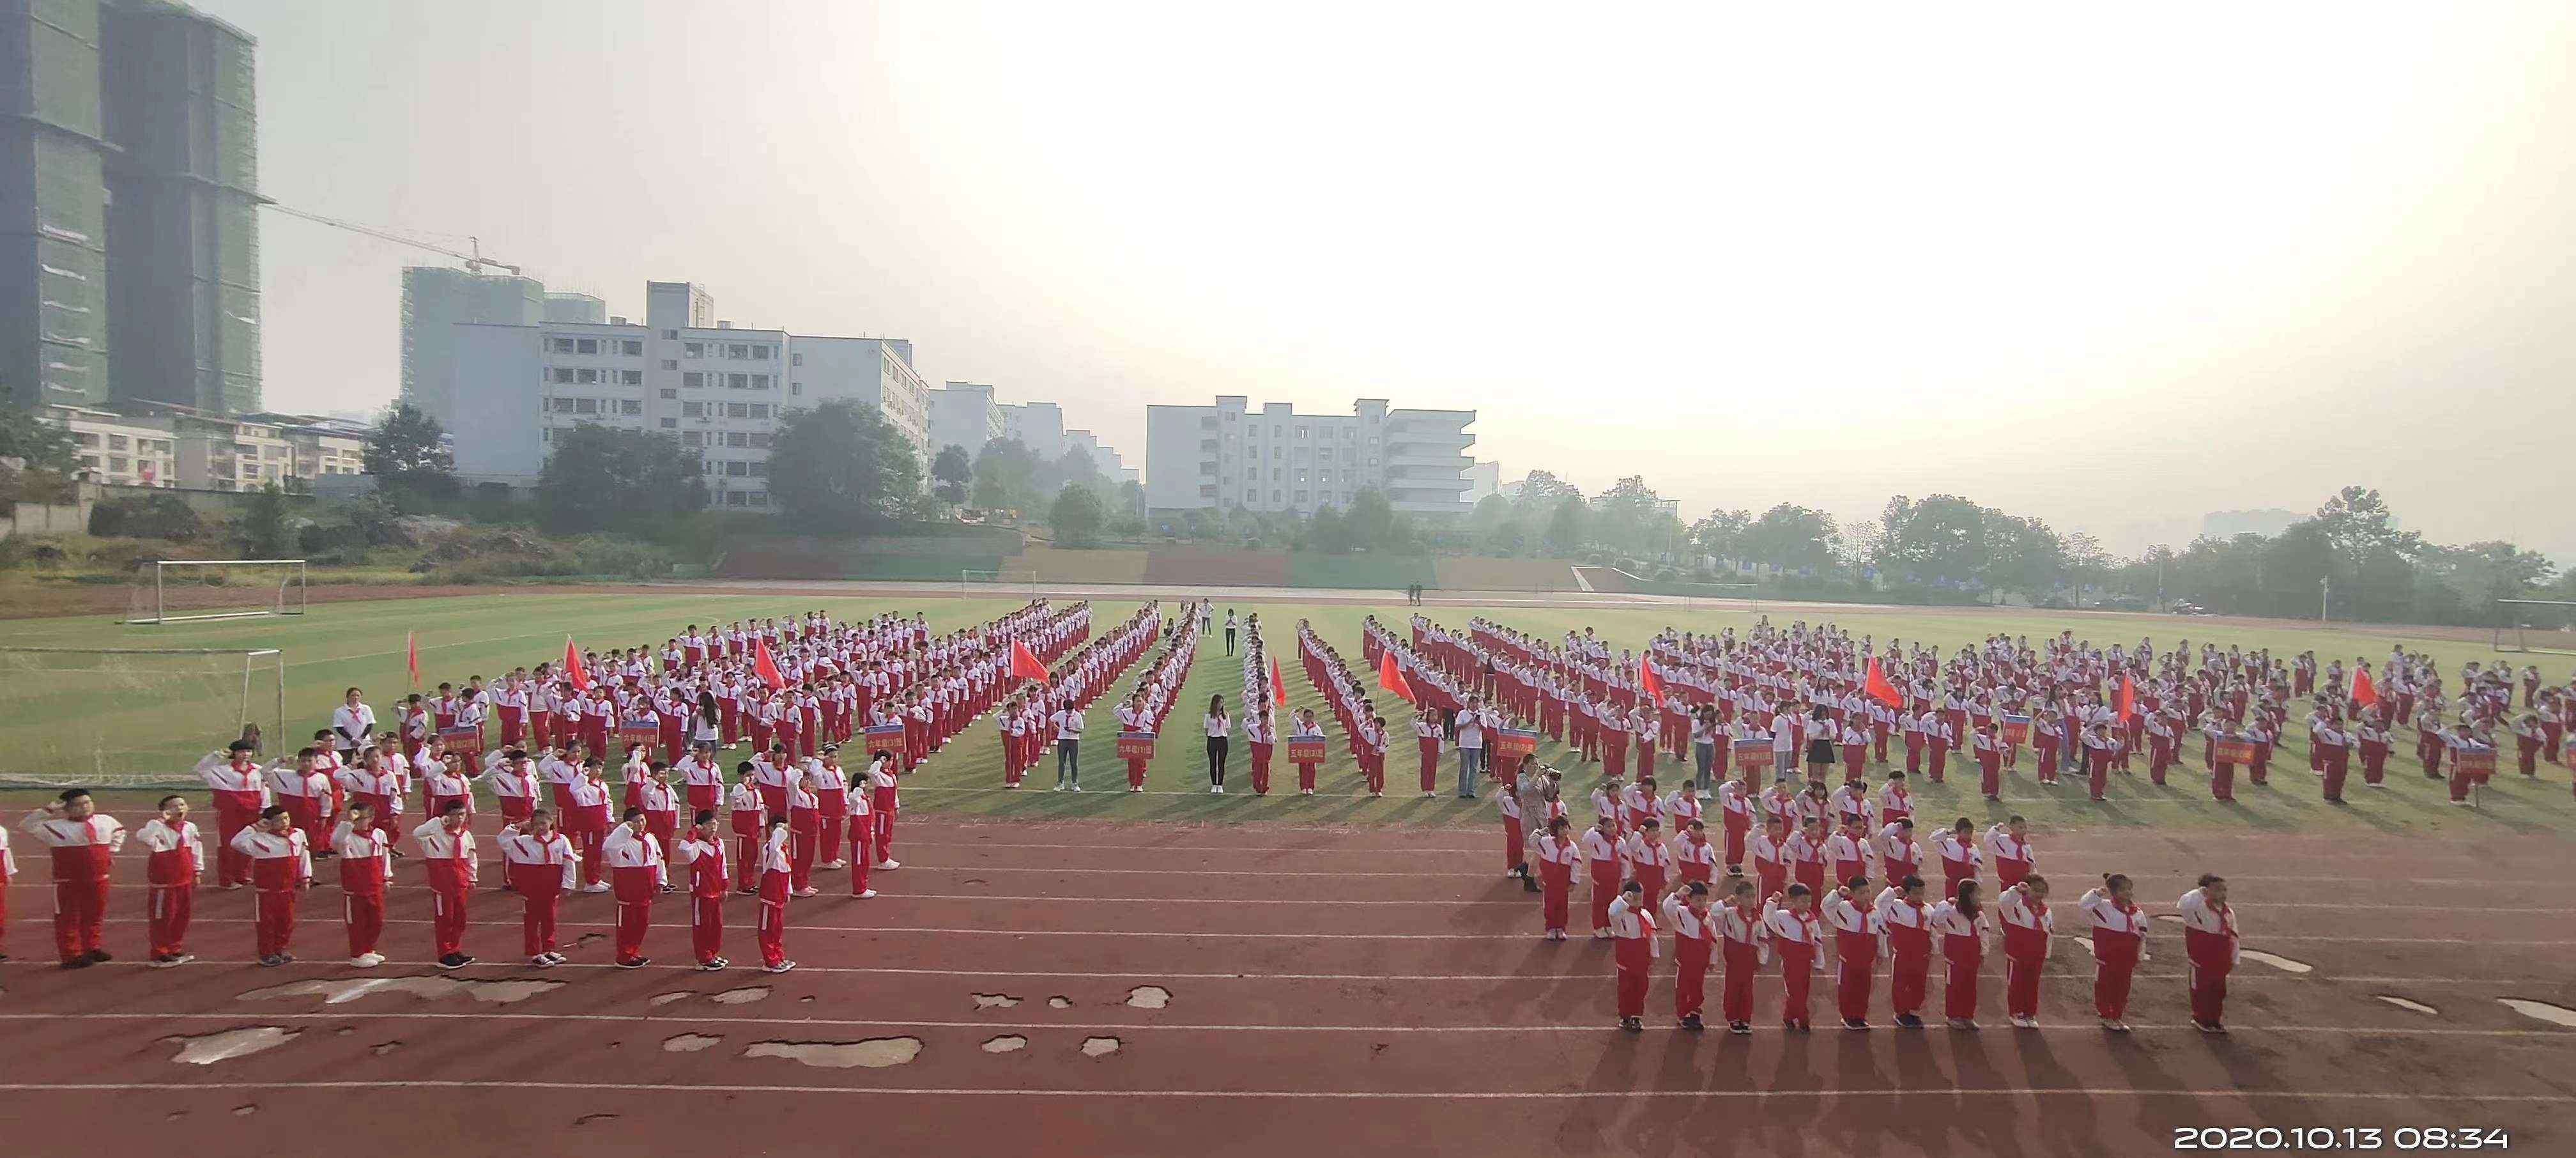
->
[930, 382, 1004, 458]
[399, 266, 546, 422]
[47, 403, 176, 486]
[1000, 401, 1062, 461]
[3, 0, 261, 415]
[45, 401, 362, 491]
[444, 279, 931, 507]
[542, 292, 606, 323]
[1144, 396, 1476, 517]
[1464, 461, 1501, 504]
[245, 411, 367, 482]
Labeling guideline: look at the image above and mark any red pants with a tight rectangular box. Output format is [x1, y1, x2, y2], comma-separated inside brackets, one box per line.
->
[873, 804, 897, 863]
[2320, 752, 2349, 801]
[429, 881, 471, 958]
[614, 866, 657, 961]
[2093, 929, 2140, 1019]
[1614, 936, 1653, 1019]
[1540, 861, 1570, 930]
[758, 871, 792, 968]
[1722, 819, 1747, 869]
[50, 866, 110, 964]
[1127, 756, 1148, 789]
[2005, 953, 2044, 1019]
[1722, 939, 1759, 1023]
[1502, 817, 1524, 872]
[1296, 761, 1318, 792]
[148, 883, 194, 958]
[1890, 948, 1929, 1017]
[574, 826, 606, 886]
[1836, 932, 1877, 1023]
[1943, 936, 1982, 1020]
[790, 813, 820, 892]
[253, 888, 297, 959]
[1250, 742, 1272, 795]
[1588, 869, 1618, 931]
[1674, 936, 1710, 1021]
[345, 892, 385, 957]
[1420, 737, 1440, 793]
[213, 808, 252, 887]
[1779, 943, 1816, 1025]
[847, 817, 875, 894]
[1979, 752, 2002, 797]
[284, 797, 327, 856]
[2186, 927, 2234, 1024]
[511, 866, 564, 955]
[2211, 761, 2235, 801]
[2087, 752, 2110, 800]
[733, 822, 763, 893]
[691, 893, 726, 964]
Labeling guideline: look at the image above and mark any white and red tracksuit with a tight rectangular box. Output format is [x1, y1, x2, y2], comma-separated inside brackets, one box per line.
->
[1664, 895, 1712, 1023]
[867, 764, 901, 865]
[1876, 889, 1932, 1021]
[231, 827, 312, 959]
[19, 811, 123, 964]
[1766, 902, 1823, 1027]
[136, 817, 203, 959]
[337, 764, 402, 845]
[756, 826, 794, 968]
[1822, 888, 1882, 1024]
[2177, 887, 2239, 1026]
[604, 826, 667, 963]
[1607, 895, 1659, 1020]
[637, 778, 681, 865]
[334, 822, 393, 958]
[1719, 901, 1767, 1024]
[496, 826, 576, 958]
[483, 760, 539, 826]
[197, 755, 269, 888]
[266, 766, 332, 854]
[1997, 884, 2053, 1021]
[412, 818, 479, 959]
[785, 776, 822, 893]
[728, 781, 765, 893]
[845, 787, 875, 896]
[565, 776, 614, 887]
[2080, 888, 2149, 1021]
[1985, 827, 2033, 890]
[1581, 828, 1620, 932]
[1931, 900, 1983, 1021]
[675, 835, 729, 965]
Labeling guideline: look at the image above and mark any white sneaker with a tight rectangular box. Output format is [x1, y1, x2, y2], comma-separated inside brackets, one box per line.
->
[150, 953, 195, 969]
[1052, 784, 1066, 792]
[820, 860, 848, 870]
[877, 860, 900, 870]
[792, 888, 819, 898]
[855, 889, 878, 899]
[582, 883, 610, 893]
[531, 955, 557, 968]
[767, 960, 797, 974]
[1070, 785, 1084, 792]
[349, 953, 385, 968]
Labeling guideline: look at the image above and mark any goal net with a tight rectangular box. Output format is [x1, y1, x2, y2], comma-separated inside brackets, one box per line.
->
[959, 569, 1041, 598]
[125, 559, 309, 625]
[2493, 599, 2576, 654]
[0, 647, 287, 789]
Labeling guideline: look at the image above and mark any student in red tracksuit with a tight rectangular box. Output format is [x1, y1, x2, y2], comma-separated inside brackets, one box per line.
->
[1876, 876, 1933, 1028]
[1717, 879, 1767, 1035]
[756, 816, 798, 973]
[675, 812, 732, 970]
[1581, 815, 1621, 938]
[1535, 817, 1575, 939]
[728, 768, 765, 895]
[866, 751, 902, 870]
[784, 773, 822, 897]
[1664, 881, 1715, 1030]
[232, 806, 312, 966]
[413, 801, 479, 969]
[20, 789, 125, 968]
[1766, 884, 1823, 1031]
[638, 769, 682, 877]
[1607, 879, 1658, 1031]
[2177, 874, 2239, 1033]
[604, 810, 667, 968]
[498, 810, 577, 966]
[333, 803, 394, 967]
[2079, 873, 2148, 1031]
[809, 748, 850, 869]
[1932, 879, 1987, 1029]
[1821, 878, 1883, 1030]
[196, 743, 269, 890]
[1997, 876, 2053, 1028]
[135, 796, 203, 967]
[565, 762, 615, 892]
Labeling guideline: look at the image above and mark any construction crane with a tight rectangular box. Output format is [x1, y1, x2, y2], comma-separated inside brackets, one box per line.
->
[261, 199, 521, 276]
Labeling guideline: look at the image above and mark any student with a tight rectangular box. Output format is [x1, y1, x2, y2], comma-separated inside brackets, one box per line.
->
[333, 801, 394, 968]
[1052, 698, 1086, 792]
[1997, 874, 2054, 1028]
[1535, 817, 1576, 941]
[413, 800, 479, 969]
[19, 789, 124, 968]
[2078, 873, 2148, 1032]
[1931, 879, 1987, 1030]
[674, 811, 732, 970]
[603, 809, 668, 968]
[1582, 814, 1623, 938]
[1874, 875, 1933, 1029]
[1765, 883, 1823, 1031]
[1820, 876, 1883, 1030]
[1716, 877, 1767, 1035]
[2177, 873, 2240, 1033]
[1203, 694, 1232, 794]
[756, 815, 798, 973]
[233, 805, 312, 966]
[727, 765, 767, 893]
[1606, 879, 1659, 1031]
[1984, 817, 2035, 890]
[136, 796, 203, 967]
[1664, 881, 1715, 1031]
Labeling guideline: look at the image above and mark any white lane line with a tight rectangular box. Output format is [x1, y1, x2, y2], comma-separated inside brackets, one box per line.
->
[0, 1081, 2565, 1104]
[4, 1011, 2570, 1038]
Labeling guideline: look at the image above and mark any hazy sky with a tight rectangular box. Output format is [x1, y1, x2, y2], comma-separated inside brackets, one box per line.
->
[209, 1, 2574, 559]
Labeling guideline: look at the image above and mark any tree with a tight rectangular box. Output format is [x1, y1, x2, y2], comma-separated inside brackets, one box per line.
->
[240, 482, 293, 557]
[364, 403, 457, 503]
[1118, 479, 1147, 519]
[930, 445, 974, 506]
[1512, 469, 1584, 514]
[1689, 507, 1752, 564]
[766, 401, 923, 534]
[1593, 475, 1665, 556]
[1049, 483, 1105, 547]
[1740, 504, 1841, 574]
[1977, 513, 2066, 601]
[1875, 494, 1986, 584]
[0, 411, 77, 503]
[1307, 504, 1354, 553]
[535, 423, 709, 536]
[1346, 486, 1402, 552]
[972, 438, 1040, 513]
[88, 491, 202, 541]
[1544, 495, 1588, 554]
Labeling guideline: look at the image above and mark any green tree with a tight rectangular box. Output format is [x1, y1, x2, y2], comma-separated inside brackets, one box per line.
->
[364, 403, 458, 505]
[930, 445, 974, 506]
[240, 482, 293, 557]
[1049, 483, 1105, 547]
[89, 491, 203, 541]
[1512, 468, 1584, 514]
[1118, 479, 1148, 519]
[767, 401, 923, 533]
[1347, 486, 1401, 551]
[1689, 507, 1751, 564]
[535, 423, 709, 536]
[1741, 503, 1841, 574]
[972, 438, 1039, 513]
[1544, 495, 1588, 554]
[1307, 504, 1354, 553]
[1977, 513, 2066, 601]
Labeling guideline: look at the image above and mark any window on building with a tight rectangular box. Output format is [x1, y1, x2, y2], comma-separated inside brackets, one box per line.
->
[550, 337, 575, 353]
[747, 461, 768, 477]
[747, 404, 769, 419]
[724, 460, 749, 476]
[726, 373, 748, 389]
[663, 328, 678, 339]
[791, 353, 803, 366]
[575, 338, 599, 355]
[724, 403, 749, 419]
[683, 401, 704, 417]
[1273, 490, 1284, 504]
[620, 339, 643, 356]
[725, 431, 749, 448]
[724, 490, 746, 506]
[746, 491, 769, 507]
[576, 368, 600, 384]
[682, 372, 703, 388]
[681, 430, 703, 447]
[618, 400, 643, 416]
[790, 382, 802, 395]
[662, 359, 678, 370]
[620, 370, 643, 385]
[684, 341, 703, 357]
[549, 368, 574, 383]
[1246, 490, 1257, 502]
[659, 388, 678, 399]
[659, 417, 678, 429]
[574, 398, 599, 414]
[752, 345, 772, 360]
[727, 344, 749, 359]
[747, 433, 773, 449]
[751, 374, 769, 389]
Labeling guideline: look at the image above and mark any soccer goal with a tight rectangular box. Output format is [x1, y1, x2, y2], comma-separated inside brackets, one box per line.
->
[0, 647, 286, 789]
[2492, 599, 2576, 654]
[958, 569, 1041, 599]
[1682, 583, 1761, 614]
[124, 559, 309, 625]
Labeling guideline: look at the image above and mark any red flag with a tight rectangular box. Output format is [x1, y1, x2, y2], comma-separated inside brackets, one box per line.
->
[1863, 658, 1901, 708]
[1271, 656, 1287, 708]
[1011, 639, 1051, 684]
[2118, 674, 2138, 722]
[1378, 652, 1416, 705]
[563, 637, 592, 691]
[1639, 656, 1664, 703]
[753, 637, 789, 691]
[2353, 667, 2379, 709]
[406, 630, 420, 689]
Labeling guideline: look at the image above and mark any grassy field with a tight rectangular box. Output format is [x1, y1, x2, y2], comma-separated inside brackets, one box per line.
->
[4, 591, 2571, 835]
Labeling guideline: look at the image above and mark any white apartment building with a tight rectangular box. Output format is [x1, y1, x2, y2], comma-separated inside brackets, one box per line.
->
[1464, 461, 1501, 504]
[930, 382, 1005, 458]
[48, 405, 178, 487]
[1000, 401, 1063, 461]
[1144, 396, 1476, 518]
[443, 281, 931, 508]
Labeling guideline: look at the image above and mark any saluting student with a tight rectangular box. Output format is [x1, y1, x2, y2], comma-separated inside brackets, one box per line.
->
[604, 809, 668, 968]
[19, 789, 124, 968]
[674, 810, 732, 970]
[2078, 873, 2148, 1032]
[135, 796, 203, 967]
[756, 815, 798, 973]
[233, 805, 312, 966]
[332, 802, 394, 968]
[2177, 873, 2240, 1033]
[1606, 879, 1659, 1031]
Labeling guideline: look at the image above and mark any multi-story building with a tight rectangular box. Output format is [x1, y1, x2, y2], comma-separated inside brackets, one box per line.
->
[443, 280, 931, 507]
[1464, 461, 1501, 504]
[45, 401, 362, 491]
[47, 403, 176, 486]
[1144, 396, 1476, 518]
[1000, 401, 1063, 461]
[929, 382, 1004, 459]
[3, 0, 261, 415]
[400, 266, 548, 422]
[541, 292, 605, 324]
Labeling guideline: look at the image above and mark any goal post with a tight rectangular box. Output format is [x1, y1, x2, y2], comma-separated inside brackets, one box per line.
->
[1682, 582, 1761, 615]
[2493, 598, 2576, 654]
[0, 647, 286, 789]
[958, 569, 1041, 599]
[125, 559, 309, 625]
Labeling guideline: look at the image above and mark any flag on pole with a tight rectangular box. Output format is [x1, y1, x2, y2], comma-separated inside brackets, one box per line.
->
[1011, 639, 1051, 684]
[2354, 667, 2380, 709]
[1377, 652, 1416, 705]
[564, 637, 592, 691]
[406, 630, 420, 689]
[1639, 656, 1664, 703]
[1271, 656, 1287, 708]
[753, 637, 789, 691]
[2118, 674, 2138, 722]
[1864, 658, 1901, 708]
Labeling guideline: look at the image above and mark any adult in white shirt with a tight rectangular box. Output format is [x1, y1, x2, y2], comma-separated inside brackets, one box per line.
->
[1052, 702, 1085, 792]
[1203, 693, 1232, 794]
[332, 688, 378, 762]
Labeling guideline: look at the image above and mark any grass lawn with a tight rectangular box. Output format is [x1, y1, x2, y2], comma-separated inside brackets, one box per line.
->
[4, 592, 2571, 835]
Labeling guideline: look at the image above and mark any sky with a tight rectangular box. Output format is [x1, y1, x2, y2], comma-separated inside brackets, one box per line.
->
[208, 1, 2575, 560]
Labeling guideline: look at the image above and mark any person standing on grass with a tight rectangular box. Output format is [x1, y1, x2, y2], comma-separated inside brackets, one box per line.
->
[2177, 873, 2239, 1033]
[1607, 879, 1657, 1031]
[756, 815, 797, 974]
[675, 811, 731, 971]
[136, 796, 203, 967]
[334, 801, 392, 968]
[21, 788, 123, 968]
[333, 687, 378, 766]
[414, 800, 478, 969]
[1203, 693, 1232, 793]
[233, 805, 311, 967]
[1052, 697, 1086, 792]
[2078, 873, 2147, 1032]
[1223, 609, 1238, 656]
